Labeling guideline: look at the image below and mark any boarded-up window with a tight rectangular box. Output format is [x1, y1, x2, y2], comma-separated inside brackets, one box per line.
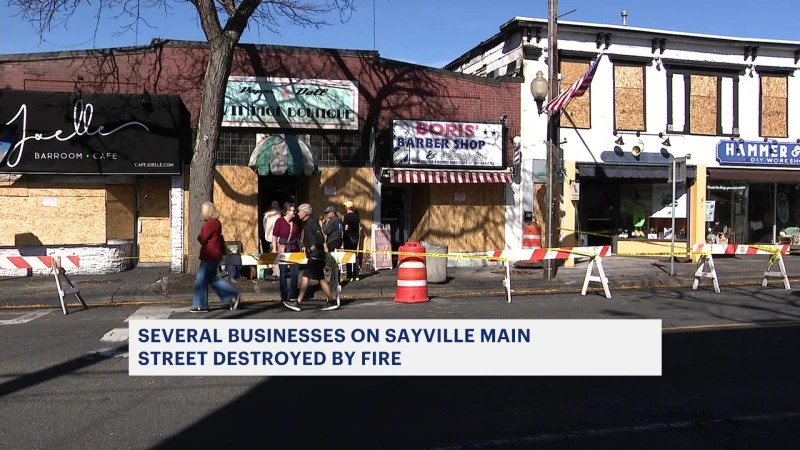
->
[613, 64, 645, 131]
[560, 60, 591, 128]
[669, 71, 736, 136]
[760, 75, 788, 138]
[689, 75, 718, 135]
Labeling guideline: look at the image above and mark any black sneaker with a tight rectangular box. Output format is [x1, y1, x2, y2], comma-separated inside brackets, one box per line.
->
[283, 299, 301, 311]
[189, 306, 209, 313]
[319, 300, 339, 311]
[230, 295, 241, 310]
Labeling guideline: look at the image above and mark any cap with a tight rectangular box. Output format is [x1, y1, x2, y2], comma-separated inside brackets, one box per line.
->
[343, 200, 354, 209]
[324, 206, 337, 213]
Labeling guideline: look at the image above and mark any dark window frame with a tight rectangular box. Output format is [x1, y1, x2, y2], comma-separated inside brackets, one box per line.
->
[665, 65, 742, 137]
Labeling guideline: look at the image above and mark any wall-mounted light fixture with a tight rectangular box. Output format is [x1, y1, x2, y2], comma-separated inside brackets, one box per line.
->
[659, 131, 671, 147]
[530, 70, 549, 115]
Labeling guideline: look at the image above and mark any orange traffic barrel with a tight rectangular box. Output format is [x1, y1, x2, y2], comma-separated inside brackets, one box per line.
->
[394, 242, 429, 303]
[523, 222, 542, 249]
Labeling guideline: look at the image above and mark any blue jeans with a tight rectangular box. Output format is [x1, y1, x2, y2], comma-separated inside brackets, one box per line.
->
[193, 260, 239, 310]
[279, 263, 299, 300]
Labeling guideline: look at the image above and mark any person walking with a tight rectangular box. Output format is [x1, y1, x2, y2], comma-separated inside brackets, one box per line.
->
[283, 204, 338, 312]
[191, 202, 240, 313]
[342, 200, 361, 281]
[262, 201, 281, 281]
[322, 205, 344, 285]
[272, 202, 301, 303]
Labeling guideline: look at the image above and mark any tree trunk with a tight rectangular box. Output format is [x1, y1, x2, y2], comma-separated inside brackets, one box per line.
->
[187, 39, 237, 273]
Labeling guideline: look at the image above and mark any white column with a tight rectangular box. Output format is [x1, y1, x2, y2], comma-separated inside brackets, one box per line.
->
[169, 174, 184, 273]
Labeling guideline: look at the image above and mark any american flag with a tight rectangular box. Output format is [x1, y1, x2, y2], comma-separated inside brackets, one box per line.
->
[543, 54, 602, 113]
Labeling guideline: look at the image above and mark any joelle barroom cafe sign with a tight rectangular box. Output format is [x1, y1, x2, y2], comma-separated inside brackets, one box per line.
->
[0, 89, 182, 175]
[392, 119, 504, 168]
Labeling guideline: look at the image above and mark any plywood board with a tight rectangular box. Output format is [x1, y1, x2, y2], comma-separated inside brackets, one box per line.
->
[428, 184, 504, 252]
[214, 166, 259, 254]
[689, 75, 718, 135]
[138, 183, 171, 263]
[106, 184, 135, 240]
[560, 61, 591, 129]
[761, 76, 788, 137]
[761, 96, 788, 137]
[614, 65, 645, 131]
[308, 167, 375, 250]
[0, 192, 105, 246]
[761, 75, 788, 97]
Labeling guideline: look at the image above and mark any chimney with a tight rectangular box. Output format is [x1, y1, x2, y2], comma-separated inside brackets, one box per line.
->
[621, 11, 628, 26]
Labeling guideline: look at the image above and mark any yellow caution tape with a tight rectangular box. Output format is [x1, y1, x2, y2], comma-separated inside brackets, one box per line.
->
[345, 248, 508, 261]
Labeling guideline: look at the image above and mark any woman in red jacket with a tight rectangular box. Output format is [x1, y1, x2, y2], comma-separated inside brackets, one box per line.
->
[191, 202, 240, 313]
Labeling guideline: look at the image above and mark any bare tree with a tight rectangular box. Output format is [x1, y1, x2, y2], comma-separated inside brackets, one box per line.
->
[8, 0, 355, 272]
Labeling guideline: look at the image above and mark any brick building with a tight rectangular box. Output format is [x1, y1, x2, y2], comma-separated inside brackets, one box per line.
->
[0, 40, 521, 275]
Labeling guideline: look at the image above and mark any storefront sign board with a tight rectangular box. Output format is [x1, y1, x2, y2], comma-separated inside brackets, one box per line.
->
[223, 77, 359, 130]
[0, 90, 186, 175]
[372, 224, 393, 270]
[392, 119, 504, 168]
[716, 140, 800, 167]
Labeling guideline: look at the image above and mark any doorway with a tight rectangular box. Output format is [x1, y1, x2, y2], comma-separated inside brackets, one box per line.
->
[258, 175, 298, 253]
[381, 186, 408, 267]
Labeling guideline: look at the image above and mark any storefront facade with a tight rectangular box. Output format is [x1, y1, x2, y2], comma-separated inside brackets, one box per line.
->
[379, 119, 513, 266]
[706, 141, 800, 247]
[0, 87, 189, 275]
[445, 17, 800, 259]
[0, 40, 521, 272]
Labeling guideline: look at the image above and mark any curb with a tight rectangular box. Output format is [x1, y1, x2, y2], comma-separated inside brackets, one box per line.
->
[1, 275, 797, 310]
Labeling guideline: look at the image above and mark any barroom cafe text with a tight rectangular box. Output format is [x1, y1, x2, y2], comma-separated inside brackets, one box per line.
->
[3, 101, 150, 168]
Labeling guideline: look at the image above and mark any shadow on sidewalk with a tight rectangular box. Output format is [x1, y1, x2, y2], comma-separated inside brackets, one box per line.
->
[0, 343, 129, 399]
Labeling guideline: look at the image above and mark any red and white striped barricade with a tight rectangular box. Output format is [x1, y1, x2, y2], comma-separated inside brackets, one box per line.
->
[0, 255, 85, 315]
[255, 251, 357, 307]
[0, 255, 80, 272]
[490, 246, 613, 301]
[691, 244, 791, 293]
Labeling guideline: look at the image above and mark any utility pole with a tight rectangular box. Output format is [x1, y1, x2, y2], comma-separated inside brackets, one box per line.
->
[544, 0, 560, 281]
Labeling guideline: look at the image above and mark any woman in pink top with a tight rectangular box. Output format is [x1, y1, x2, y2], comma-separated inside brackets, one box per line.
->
[272, 202, 300, 301]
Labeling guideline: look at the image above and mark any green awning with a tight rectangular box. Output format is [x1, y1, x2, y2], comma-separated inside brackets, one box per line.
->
[248, 134, 320, 176]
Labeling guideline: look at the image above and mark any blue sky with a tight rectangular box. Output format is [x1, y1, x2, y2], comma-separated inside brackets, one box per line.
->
[2, 0, 799, 68]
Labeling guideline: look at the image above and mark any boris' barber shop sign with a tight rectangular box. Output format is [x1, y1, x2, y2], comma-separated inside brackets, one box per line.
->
[392, 119, 504, 168]
[0, 90, 185, 175]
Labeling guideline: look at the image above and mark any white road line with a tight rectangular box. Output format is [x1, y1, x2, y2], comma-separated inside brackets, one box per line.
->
[0, 309, 53, 325]
[419, 411, 800, 449]
[100, 328, 129, 342]
[100, 306, 186, 342]
[124, 306, 187, 322]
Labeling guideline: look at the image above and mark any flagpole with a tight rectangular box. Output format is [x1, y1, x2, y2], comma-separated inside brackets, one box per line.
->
[544, 0, 560, 281]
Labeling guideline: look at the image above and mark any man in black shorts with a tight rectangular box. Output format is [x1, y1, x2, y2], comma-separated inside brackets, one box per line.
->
[283, 203, 338, 311]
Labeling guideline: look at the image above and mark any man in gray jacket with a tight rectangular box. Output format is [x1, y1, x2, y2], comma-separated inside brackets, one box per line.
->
[322, 205, 343, 251]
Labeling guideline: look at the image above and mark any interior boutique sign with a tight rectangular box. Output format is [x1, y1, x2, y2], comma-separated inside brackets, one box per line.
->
[716, 139, 800, 167]
[222, 76, 359, 130]
[0, 89, 186, 175]
[392, 119, 504, 168]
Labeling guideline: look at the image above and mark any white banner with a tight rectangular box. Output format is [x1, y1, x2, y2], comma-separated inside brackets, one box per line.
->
[129, 319, 662, 376]
[392, 119, 504, 168]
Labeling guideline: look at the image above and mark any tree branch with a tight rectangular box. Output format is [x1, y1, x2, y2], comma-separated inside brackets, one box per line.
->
[190, 0, 224, 42]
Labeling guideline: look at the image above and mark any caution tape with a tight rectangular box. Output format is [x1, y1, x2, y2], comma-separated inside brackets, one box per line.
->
[345, 248, 509, 261]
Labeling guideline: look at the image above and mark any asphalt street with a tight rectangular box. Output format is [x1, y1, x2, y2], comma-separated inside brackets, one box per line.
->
[1, 286, 799, 449]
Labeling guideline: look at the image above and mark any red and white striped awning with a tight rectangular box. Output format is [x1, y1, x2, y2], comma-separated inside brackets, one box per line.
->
[386, 168, 512, 184]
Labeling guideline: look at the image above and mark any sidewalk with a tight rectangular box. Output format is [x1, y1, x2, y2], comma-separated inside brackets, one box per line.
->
[1, 254, 797, 308]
